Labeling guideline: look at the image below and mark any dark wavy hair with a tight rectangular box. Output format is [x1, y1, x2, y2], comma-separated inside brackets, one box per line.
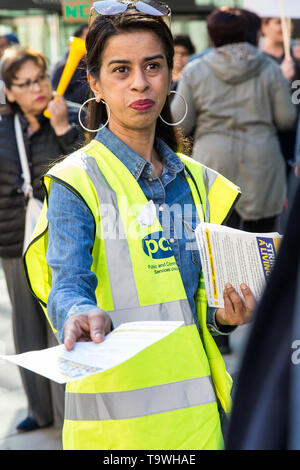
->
[84, 12, 188, 153]
[174, 34, 195, 55]
[207, 7, 247, 48]
[243, 9, 262, 46]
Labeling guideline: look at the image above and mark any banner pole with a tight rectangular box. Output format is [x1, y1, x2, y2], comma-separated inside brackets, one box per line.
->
[279, 0, 292, 60]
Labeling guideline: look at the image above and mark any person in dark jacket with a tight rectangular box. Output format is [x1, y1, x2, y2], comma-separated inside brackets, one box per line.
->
[50, 24, 90, 105]
[0, 46, 84, 432]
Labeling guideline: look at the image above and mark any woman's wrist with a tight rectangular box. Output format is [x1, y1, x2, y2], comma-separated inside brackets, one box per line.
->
[53, 123, 72, 136]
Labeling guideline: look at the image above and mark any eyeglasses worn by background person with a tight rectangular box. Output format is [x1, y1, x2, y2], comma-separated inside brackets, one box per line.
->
[11, 73, 50, 93]
[89, 0, 171, 28]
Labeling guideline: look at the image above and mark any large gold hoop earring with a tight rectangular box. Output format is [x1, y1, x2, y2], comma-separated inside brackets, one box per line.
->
[159, 90, 188, 126]
[78, 97, 111, 132]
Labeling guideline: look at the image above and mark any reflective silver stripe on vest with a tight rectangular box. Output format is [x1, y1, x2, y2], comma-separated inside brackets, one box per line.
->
[65, 376, 216, 421]
[201, 165, 219, 223]
[81, 155, 194, 327]
[109, 299, 194, 327]
[85, 156, 140, 311]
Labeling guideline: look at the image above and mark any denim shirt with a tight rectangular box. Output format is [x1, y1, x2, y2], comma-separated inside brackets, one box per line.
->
[47, 127, 228, 342]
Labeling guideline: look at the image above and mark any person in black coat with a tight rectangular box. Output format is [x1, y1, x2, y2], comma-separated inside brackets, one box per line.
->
[0, 45, 85, 432]
[50, 24, 90, 105]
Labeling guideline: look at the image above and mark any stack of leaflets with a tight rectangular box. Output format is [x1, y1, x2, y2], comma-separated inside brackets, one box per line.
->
[195, 223, 282, 308]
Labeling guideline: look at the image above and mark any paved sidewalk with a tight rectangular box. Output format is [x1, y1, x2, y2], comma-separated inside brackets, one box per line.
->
[0, 260, 250, 450]
[0, 261, 62, 450]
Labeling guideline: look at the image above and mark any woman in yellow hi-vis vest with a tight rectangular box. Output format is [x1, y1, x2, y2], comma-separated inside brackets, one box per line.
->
[24, 1, 256, 450]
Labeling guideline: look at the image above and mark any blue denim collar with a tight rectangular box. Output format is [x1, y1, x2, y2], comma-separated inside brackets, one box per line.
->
[94, 126, 184, 180]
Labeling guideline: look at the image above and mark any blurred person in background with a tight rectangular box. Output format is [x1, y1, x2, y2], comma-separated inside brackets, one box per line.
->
[0, 33, 19, 59]
[261, 17, 300, 83]
[51, 23, 90, 105]
[171, 34, 195, 91]
[0, 46, 84, 432]
[261, 17, 300, 177]
[172, 7, 296, 235]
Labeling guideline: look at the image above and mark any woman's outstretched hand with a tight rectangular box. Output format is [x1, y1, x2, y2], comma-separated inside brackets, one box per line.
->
[63, 308, 112, 351]
[215, 283, 256, 328]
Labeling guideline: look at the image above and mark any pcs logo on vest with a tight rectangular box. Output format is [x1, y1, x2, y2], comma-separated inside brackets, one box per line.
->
[142, 232, 173, 259]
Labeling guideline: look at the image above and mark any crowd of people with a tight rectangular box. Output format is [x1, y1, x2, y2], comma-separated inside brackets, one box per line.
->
[0, 2, 299, 450]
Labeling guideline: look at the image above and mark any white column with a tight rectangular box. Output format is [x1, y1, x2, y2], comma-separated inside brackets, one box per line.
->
[46, 13, 60, 68]
[13, 16, 46, 53]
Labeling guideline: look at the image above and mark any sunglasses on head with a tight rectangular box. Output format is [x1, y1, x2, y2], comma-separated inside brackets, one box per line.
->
[89, 1, 171, 27]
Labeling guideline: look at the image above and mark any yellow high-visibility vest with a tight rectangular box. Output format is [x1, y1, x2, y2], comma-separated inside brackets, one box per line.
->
[24, 139, 240, 450]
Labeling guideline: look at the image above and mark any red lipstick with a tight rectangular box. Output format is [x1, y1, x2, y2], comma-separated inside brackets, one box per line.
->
[35, 96, 46, 103]
[130, 99, 155, 111]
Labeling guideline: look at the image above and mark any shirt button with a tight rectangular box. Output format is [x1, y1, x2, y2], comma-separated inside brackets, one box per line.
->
[148, 178, 153, 182]
[170, 238, 175, 243]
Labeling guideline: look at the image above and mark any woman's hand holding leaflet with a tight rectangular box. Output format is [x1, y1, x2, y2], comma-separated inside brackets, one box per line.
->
[215, 283, 256, 328]
[64, 308, 112, 351]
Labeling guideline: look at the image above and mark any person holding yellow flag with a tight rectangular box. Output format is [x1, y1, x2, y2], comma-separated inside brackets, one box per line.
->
[0, 46, 83, 432]
[24, 1, 255, 450]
